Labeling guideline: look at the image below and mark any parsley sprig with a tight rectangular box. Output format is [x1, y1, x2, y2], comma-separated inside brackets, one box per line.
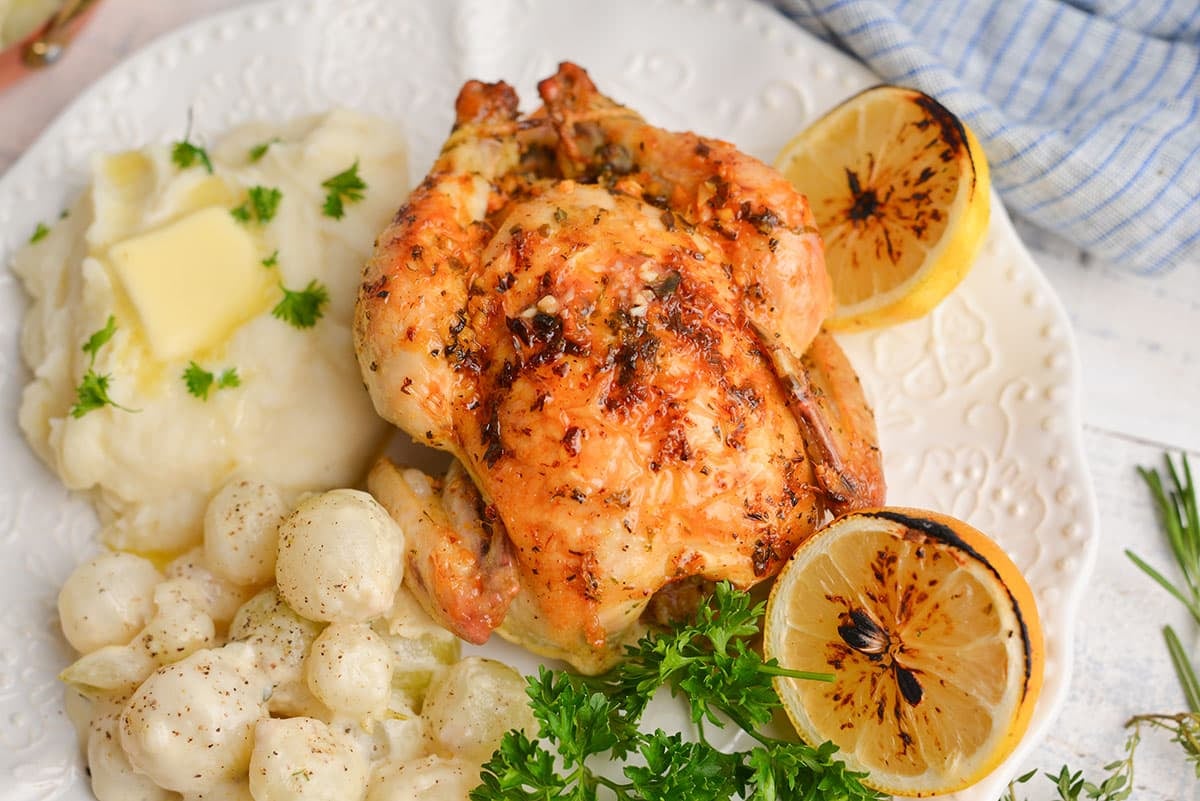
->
[171, 139, 213, 174]
[182, 362, 240, 400]
[471, 583, 879, 801]
[170, 110, 214, 173]
[231, 186, 282, 224]
[321, 161, 367, 219]
[272, 280, 329, 329]
[70, 316, 136, 418]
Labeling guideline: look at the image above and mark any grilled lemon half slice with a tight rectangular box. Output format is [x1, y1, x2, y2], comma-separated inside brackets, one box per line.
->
[776, 86, 990, 331]
[764, 508, 1043, 797]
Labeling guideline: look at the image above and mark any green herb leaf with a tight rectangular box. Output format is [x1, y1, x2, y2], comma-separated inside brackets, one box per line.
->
[272, 280, 329, 329]
[248, 137, 281, 162]
[82, 316, 118, 362]
[471, 731, 571, 801]
[70, 371, 120, 418]
[183, 362, 240, 400]
[71, 316, 134, 418]
[321, 160, 367, 219]
[182, 362, 214, 400]
[171, 140, 213, 174]
[613, 581, 831, 730]
[625, 733, 744, 800]
[261, 250, 279, 268]
[525, 666, 637, 765]
[30, 222, 50, 244]
[231, 186, 282, 225]
[217, 367, 240, 389]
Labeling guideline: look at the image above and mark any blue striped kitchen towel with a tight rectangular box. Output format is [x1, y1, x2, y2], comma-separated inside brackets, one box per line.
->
[768, 0, 1200, 273]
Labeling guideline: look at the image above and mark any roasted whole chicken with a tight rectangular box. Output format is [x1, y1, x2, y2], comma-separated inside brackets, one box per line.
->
[357, 63, 884, 673]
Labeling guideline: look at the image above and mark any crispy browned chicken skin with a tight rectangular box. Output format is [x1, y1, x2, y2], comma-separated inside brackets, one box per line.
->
[357, 63, 883, 673]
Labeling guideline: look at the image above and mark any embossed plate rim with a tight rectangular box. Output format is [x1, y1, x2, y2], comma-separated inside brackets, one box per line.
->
[0, 0, 1098, 799]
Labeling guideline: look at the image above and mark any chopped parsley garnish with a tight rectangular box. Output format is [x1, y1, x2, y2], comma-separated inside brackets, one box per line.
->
[272, 280, 329, 329]
[261, 250, 279, 268]
[231, 186, 282, 224]
[320, 161, 367, 219]
[183, 362, 240, 400]
[70, 316, 136, 418]
[248, 137, 281, 163]
[171, 139, 213, 174]
[29, 222, 50, 244]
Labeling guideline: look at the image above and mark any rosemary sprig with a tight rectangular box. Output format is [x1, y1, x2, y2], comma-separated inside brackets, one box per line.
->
[1006, 452, 1200, 799]
[1127, 453, 1200, 713]
[1165, 626, 1200, 714]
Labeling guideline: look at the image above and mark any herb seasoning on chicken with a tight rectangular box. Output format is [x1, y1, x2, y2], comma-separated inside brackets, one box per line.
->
[357, 63, 885, 673]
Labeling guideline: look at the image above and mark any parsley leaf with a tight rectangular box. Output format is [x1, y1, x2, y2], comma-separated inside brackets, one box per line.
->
[217, 368, 240, 389]
[70, 316, 135, 418]
[471, 732, 569, 801]
[261, 250, 279, 268]
[231, 186, 282, 224]
[183, 363, 241, 400]
[272, 280, 329, 329]
[71, 372, 120, 418]
[248, 137, 281, 163]
[182, 362, 214, 399]
[614, 581, 830, 729]
[82, 315, 118, 361]
[171, 140, 213, 174]
[320, 160, 367, 219]
[30, 222, 50, 244]
[746, 740, 880, 801]
[525, 667, 638, 763]
[625, 733, 744, 800]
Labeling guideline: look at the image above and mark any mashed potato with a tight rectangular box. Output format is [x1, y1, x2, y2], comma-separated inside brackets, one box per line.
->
[15, 110, 407, 553]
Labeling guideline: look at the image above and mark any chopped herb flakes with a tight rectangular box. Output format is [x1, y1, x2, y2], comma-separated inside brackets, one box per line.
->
[30, 222, 50, 244]
[261, 250, 279, 268]
[321, 161, 367, 219]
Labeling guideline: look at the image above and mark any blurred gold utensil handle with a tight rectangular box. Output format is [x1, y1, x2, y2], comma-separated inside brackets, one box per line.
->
[22, 0, 101, 67]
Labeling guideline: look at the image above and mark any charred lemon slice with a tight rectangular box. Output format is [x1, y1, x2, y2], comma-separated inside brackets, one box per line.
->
[776, 86, 990, 331]
[764, 508, 1042, 797]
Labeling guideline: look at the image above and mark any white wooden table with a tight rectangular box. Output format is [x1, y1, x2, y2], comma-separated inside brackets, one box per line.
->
[2, 2, 1198, 798]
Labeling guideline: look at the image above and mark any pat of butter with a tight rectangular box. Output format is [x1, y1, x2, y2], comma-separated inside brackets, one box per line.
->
[108, 207, 266, 362]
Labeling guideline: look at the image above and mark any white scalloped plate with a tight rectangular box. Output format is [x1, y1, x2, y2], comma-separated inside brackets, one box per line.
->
[0, 1, 1098, 799]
